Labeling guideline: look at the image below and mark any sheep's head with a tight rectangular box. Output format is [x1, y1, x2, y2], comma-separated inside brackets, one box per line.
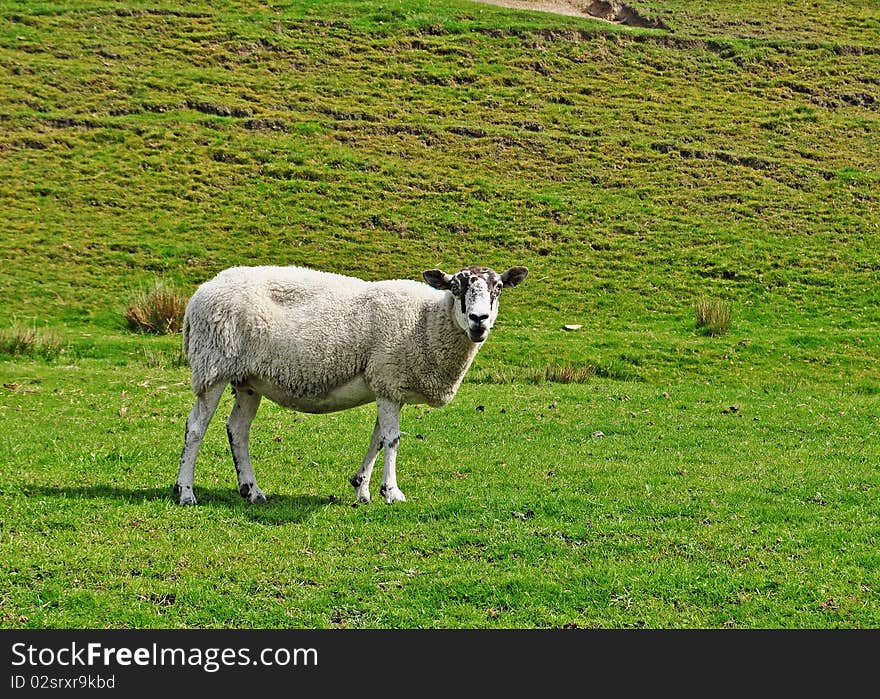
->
[423, 265, 528, 343]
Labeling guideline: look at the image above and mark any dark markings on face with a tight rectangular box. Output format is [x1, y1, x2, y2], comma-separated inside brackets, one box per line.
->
[350, 474, 364, 488]
[239, 482, 251, 498]
[450, 273, 470, 313]
[380, 484, 388, 497]
[451, 266, 503, 310]
[388, 436, 400, 448]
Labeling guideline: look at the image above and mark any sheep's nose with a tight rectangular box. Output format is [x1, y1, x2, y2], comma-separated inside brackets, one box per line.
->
[469, 313, 489, 325]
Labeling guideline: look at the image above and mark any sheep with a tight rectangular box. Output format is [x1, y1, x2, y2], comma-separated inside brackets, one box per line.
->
[174, 264, 528, 506]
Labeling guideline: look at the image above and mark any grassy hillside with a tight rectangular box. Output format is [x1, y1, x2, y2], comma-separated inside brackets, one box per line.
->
[1, 1, 878, 628]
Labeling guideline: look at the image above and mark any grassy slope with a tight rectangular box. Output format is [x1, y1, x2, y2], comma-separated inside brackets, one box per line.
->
[0, 0, 878, 627]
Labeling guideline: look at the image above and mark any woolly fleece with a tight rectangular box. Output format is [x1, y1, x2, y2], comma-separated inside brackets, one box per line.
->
[183, 265, 480, 409]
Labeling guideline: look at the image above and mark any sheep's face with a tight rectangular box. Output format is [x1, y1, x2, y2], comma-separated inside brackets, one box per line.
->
[423, 265, 529, 343]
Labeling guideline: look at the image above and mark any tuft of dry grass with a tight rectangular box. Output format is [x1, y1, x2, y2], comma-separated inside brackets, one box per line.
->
[695, 299, 732, 336]
[125, 283, 188, 334]
[537, 363, 596, 383]
[0, 322, 64, 359]
[468, 363, 638, 384]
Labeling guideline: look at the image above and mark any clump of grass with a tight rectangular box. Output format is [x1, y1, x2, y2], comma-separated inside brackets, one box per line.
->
[0, 322, 64, 360]
[125, 282, 188, 334]
[538, 363, 596, 384]
[471, 362, 638, 385]
[140, 346, 188, 369]
[695, 299, 732, 336]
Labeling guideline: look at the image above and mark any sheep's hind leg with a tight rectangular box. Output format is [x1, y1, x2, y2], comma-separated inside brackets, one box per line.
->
[175, 381, 226, 506]
[377, 398, 406, 504]
[227, 386, 266, 504]
[350, 417, 382, 503]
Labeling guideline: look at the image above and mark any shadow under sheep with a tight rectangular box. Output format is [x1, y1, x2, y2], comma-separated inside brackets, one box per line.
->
[21, 484, 334, 525]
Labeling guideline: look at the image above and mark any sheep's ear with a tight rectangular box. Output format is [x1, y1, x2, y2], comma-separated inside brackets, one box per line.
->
[501, 266, 529, 288]
[423, 269, 453, 290]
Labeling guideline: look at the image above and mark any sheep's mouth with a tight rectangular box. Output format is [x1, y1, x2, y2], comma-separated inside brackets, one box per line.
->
[469, 329, 488, 343]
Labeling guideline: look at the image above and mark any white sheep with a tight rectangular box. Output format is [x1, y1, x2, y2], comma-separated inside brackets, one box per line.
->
[174, 264, 528, 505]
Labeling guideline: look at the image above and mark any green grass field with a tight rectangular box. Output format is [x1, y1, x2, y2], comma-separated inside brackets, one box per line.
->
[1, 0, 878, 628]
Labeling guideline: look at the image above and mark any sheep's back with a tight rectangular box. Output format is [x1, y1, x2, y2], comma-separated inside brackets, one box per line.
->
[184, 266, 414, 396]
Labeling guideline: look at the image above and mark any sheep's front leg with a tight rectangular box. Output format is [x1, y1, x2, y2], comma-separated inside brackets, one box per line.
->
[377, 398, 406, 504]
[350, 417, 381, 503]
[227, 386, 266, 504]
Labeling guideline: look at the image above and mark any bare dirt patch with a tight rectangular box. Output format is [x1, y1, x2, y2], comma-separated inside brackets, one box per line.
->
[473, 0, 665, 29]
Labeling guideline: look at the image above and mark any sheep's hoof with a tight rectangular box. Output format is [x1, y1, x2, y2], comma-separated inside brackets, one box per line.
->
[175, 484, 197, 506]
[380, 484, 406, 504]
[239, 482, 267, 504]
[350, 473, 371, 503]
